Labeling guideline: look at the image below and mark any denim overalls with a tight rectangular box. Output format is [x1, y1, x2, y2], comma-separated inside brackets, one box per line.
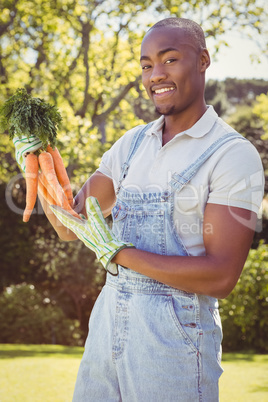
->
[73, 124, 246, 402]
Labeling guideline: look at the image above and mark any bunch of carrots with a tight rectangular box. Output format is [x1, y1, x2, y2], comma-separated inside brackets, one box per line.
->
[0, 88, 81, 222]
[25, 145, 80, 222]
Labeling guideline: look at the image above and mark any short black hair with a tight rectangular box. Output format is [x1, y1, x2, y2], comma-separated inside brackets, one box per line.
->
[149, 18, 206, 51]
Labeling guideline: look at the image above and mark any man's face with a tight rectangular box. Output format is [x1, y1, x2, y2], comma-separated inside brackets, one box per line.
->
[140, 27, 205, 116]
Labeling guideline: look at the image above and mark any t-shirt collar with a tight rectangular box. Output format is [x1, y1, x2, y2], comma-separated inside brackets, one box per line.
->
[145, 105, 218, 139]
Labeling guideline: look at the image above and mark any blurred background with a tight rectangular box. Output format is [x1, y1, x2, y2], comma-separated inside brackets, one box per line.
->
[0, 0, 268, 353]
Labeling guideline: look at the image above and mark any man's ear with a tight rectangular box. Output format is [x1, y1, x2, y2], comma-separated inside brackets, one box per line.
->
[200, 49, 210, 72]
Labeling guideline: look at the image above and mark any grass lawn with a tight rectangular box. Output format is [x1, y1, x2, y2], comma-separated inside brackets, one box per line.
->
[0, 344, 267, 401]
[0, 344, 82, 402]
[220, 353, 268, 401]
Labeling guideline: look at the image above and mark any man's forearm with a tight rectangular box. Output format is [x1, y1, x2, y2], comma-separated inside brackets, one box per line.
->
[38, 189, 78, 241]
[112, 205, 255, 299]
[112, 248, 243, 299]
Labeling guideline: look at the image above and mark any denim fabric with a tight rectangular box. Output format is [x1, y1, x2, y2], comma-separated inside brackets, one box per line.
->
[73, 128, 244, 401]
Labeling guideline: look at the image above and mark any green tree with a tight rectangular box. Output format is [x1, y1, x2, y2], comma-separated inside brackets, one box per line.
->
[253, 92, 268, 140]
[224, 79, 268, 106]
[227, 103, 268, 176]
[1, 0, 267, 342]
[1, 0, 266, 159]
[205, 80, 229, 116]
[226, 95, 268, 246]
[219, 242, 268, 353]
[33, 230, 106, 336]
[0, 177, 106, 339]
[0, 283, 83, 345]
[0, 182, 39, 290]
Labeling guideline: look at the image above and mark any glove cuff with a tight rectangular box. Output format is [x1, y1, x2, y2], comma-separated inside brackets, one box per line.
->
[13, 135, 42, 172]
[101, 244, 136, 276]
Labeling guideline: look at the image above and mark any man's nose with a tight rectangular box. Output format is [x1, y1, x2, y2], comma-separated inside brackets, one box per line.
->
[150, 64, 167, 83]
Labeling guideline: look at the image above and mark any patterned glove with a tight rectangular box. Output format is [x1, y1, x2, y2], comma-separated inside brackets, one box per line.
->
[50, 196, 135, 275]
[13, 135, 42, 172]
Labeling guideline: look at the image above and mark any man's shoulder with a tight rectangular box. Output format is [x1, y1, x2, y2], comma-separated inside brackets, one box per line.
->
[208, 115, 246, 148]
[196, 113, 262, 174]
[209, 119, 263, 174]
[112, 118, 161, 149]
[112, 124, 145, 151]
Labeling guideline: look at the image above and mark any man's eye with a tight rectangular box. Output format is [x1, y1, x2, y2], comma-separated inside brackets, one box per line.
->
[165, 59, 176, 64]
[141, 65, 151, 70]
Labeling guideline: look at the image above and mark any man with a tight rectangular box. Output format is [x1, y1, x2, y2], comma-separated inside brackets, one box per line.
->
[15, 18, 264, 401]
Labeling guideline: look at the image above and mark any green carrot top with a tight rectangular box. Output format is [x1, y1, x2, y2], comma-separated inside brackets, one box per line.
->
[0, 88, 62, 149]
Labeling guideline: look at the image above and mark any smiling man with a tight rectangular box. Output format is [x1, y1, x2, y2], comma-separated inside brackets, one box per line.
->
[140, 20, 208, 129]
[21, 17, 264, 402]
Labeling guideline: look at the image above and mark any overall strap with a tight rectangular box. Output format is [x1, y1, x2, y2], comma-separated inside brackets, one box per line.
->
[116, 122, 154, 194]
[169, 132, 248, 193]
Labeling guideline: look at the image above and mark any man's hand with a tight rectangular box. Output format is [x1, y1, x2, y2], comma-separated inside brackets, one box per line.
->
[50, 196, 135, 275]
[13, 135, 42, 172]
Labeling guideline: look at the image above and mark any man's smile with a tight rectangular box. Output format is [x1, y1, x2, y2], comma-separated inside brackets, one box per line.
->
[151, 85, 176, 97]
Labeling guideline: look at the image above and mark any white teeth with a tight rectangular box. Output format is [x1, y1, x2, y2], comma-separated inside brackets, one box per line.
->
[154, 87, 175, 94]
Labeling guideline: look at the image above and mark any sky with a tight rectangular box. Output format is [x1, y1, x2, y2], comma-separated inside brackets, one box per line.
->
[206, 32, 268, 81]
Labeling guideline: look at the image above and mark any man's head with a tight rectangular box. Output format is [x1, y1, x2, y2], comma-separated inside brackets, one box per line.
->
[148, 18, 207, 52]
[140, 18, 210, 117]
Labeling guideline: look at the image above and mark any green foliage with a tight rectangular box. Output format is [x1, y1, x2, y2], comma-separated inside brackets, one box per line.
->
[0, 182, 38, 289]
[226, 93, 268, 243]
[0, 0, 266, 160]
[226, 103, 268, 177]
[253, 92, 268, 140]
[205, 78, 268, 118]
[205, 80, 229, 116]
[0, 283, 83, 345]
[32, 229, 106, 336]
[0, 1, 267, 348]
[220, 242, 268, 352]
[0, 88, 62, 148]
[0, 177, 105, 341]
[225, 79, 268, 106]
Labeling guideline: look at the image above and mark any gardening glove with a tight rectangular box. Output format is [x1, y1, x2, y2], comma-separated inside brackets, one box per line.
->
[49, 196, 135, 275]
[13, 135, 42, 172]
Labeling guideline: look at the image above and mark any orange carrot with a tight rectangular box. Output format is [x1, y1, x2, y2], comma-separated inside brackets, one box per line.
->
[47, 145, 73, 207]
[23, 153, 39, 222]
[38, 170, 59, 205]
[39, 173, 81, 219]
[39, 151, 65, 206]
[38, 172, 57, 206]
[38, 151, 80, 219]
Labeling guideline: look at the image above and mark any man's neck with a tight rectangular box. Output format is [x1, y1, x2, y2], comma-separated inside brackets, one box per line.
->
[162, 103, 207, 145]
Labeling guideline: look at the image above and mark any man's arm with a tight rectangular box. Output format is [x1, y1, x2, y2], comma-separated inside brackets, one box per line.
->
[74, 171, 116, 219]
[113, 204, 256, 299]
[39, 171, 116, 241]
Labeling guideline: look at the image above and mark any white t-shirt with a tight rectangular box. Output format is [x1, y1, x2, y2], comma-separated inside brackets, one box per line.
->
[98, 106, 264, 256]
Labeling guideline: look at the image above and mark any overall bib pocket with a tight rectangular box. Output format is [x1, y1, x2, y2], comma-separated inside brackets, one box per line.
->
[112, 200, 166, 255]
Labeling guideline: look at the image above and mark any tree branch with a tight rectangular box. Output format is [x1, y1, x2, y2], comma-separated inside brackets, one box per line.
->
[91, 76, 141, 143]
[0, 1, 19, 37]
[75, 19, 93, 118]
